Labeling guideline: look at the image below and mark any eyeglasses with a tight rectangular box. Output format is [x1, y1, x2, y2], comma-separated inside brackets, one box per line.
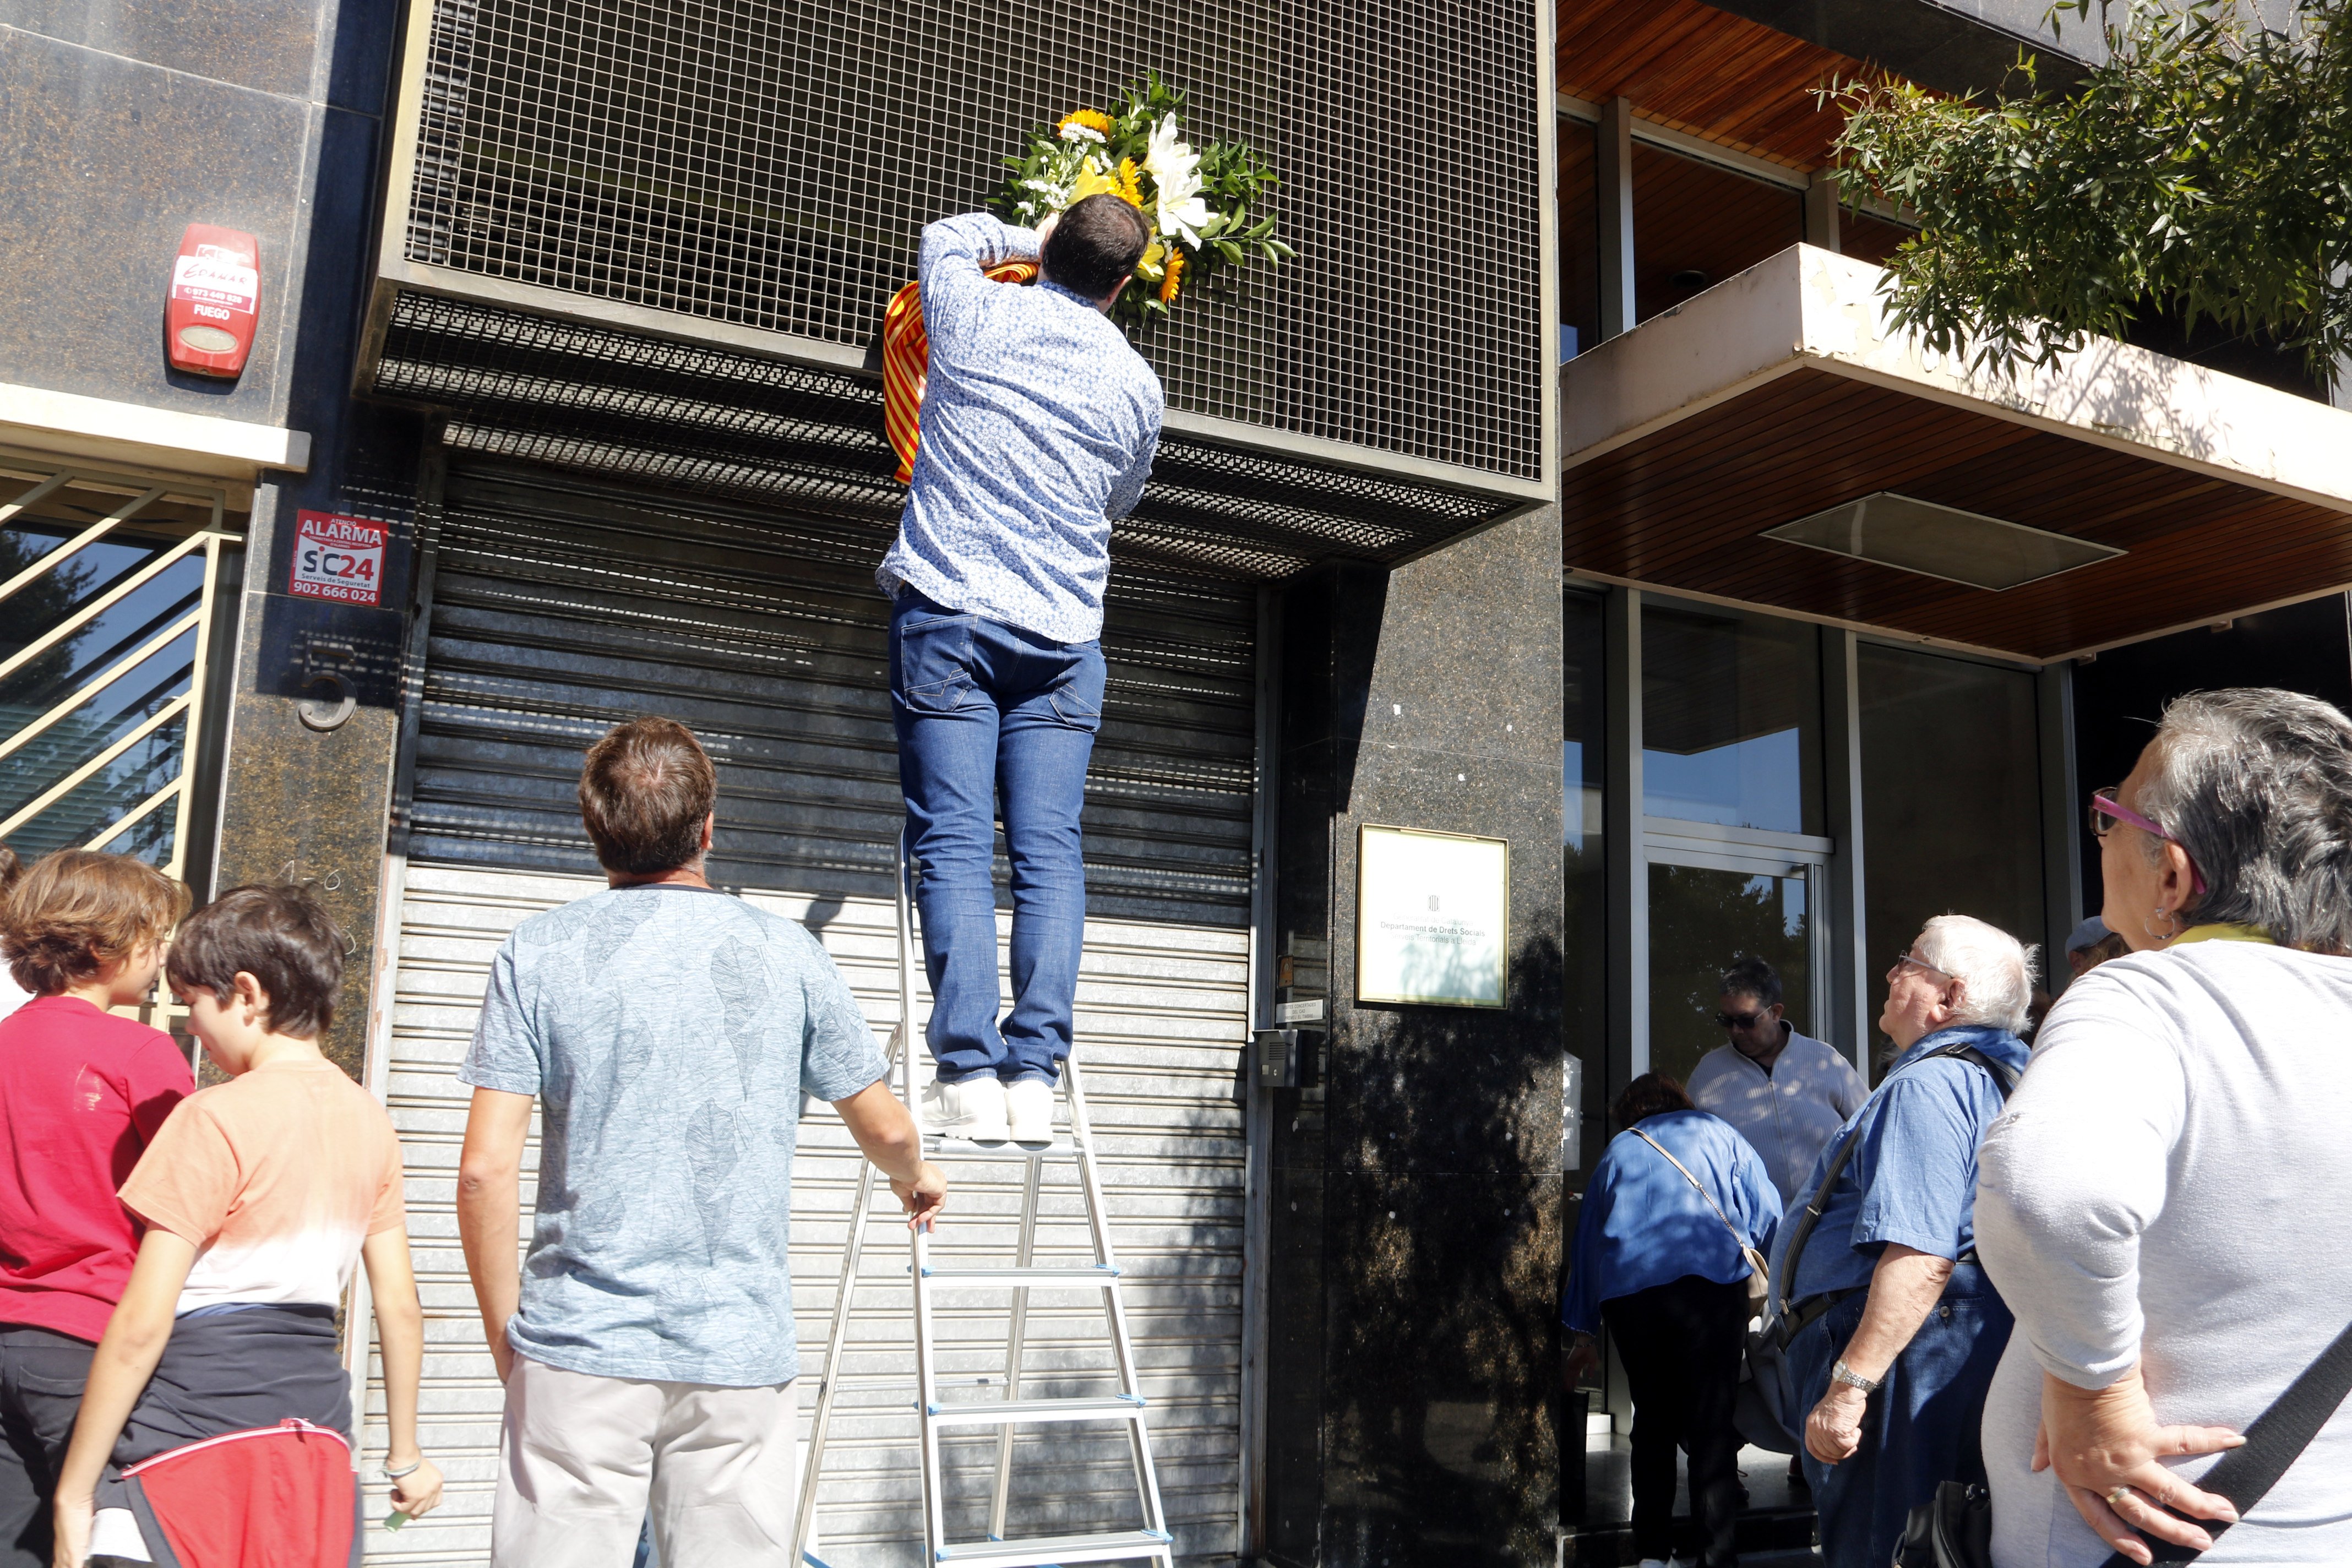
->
[1888, 951, 1946, 983]
[1715, 1009, 1766, 1030]
[2089, 788, 2209, 896]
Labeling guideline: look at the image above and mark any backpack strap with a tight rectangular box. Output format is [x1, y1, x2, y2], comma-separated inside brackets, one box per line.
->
[1631, 1126, 1755, 1253]
[2094, 1302, 2352, 1562]
[1767, 1039, 2019, 1329]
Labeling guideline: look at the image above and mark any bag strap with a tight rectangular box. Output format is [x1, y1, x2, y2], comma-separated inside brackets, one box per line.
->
[2094, 1317, 2352, 1564]
[1770, 1040, 2018, 1320]
[1630, 1127, 1757, 1259]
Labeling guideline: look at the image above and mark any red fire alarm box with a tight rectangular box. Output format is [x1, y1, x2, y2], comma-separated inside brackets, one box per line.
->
[166, 225, 259, 378]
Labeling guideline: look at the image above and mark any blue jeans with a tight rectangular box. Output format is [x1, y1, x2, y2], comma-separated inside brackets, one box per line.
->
[889, 590, 1103, 1084]
[1791, 1260, 2014, 1568]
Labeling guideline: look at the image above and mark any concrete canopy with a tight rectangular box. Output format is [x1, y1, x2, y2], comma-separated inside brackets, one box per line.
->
[1559, 244, 2352, 662]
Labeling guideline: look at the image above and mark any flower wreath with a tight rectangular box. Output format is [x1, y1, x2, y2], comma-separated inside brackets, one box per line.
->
[882, 75, 1289, 482]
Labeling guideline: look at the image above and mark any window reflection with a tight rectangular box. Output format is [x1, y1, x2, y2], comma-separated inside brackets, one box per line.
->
[0, 521, 204, 863]
[1859, 645, 2043, 1076]
[1641, 601, 1823, 834]
[1647, 862, 1809, 1090]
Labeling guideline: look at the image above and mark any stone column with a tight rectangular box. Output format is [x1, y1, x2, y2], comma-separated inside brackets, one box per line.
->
[1263, 507, 1566, 1567]
[209, 396, 429, 1080]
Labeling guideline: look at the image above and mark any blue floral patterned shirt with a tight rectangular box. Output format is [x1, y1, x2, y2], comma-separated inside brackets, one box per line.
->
[459, 884, 886, 1386]
[876, 213, 1164, 645]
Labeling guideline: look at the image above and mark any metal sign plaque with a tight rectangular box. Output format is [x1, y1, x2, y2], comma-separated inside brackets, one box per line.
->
[1354, 824, 1510, 1008]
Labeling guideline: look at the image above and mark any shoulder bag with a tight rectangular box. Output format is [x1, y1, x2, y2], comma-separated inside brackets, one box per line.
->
[1897, 1314, 2352, 1568]
[1735, 1041, 2020, 1456]
[1630, 1126, 1770, 1313]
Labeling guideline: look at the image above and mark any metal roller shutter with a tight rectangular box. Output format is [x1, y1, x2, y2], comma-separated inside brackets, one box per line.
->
[362, 460, 1254, 1565]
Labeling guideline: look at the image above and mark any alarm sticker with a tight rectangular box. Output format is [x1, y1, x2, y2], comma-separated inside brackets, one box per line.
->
[170, 247, 258, 314]
[288, 511, 385, 606]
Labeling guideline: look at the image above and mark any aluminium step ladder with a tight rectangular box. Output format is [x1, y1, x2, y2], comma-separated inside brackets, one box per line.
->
[791, 829, 1176, 1568]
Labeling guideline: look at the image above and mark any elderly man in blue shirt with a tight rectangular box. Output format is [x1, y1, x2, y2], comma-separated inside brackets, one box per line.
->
[1772, 914, 2034, 1568]
[1566, 1074, 1781, 1568]
[880, 194, 1162, 1144]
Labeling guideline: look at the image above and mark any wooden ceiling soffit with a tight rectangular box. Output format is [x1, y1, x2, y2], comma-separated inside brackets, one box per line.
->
[1559, 245, 2352, 662]
[1556, 0, 1880, 170]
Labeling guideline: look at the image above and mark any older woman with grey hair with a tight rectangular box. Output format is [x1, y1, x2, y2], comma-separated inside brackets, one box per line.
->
[1977, 689, 2352, 1566]
[1774, 913, 2034, 1568]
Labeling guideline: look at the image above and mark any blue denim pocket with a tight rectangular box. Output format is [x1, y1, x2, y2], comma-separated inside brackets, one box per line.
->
[895, 610, 977, 713]
[1044, 643, 1108, 733]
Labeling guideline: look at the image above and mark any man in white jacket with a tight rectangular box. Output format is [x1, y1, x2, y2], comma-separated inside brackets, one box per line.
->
[1687, 956, 1866, 1209]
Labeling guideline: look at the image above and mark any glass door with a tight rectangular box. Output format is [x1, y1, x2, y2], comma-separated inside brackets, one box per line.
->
[1636, 594, 1832, 1084]
[1645, 857, 1812, 1088]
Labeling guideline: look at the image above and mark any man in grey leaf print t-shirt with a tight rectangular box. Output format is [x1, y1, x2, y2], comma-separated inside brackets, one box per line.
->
[456, 716, 945, 1568]
[878, 193, 1163, 1143]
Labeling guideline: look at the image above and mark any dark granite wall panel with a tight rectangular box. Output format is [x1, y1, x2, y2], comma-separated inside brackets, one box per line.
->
[0, 0, 396, 420]
[0, 0, 324, 99]
[0, 28, 308, 420]
[212, 398, 428, 1080]
[0, 0, 415, 1078]
[1267, 508, 1567, 1567]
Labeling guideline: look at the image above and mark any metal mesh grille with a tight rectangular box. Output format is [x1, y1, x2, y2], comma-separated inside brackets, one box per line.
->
[377, 289, 1520, 580]
[403, 0, 1545, 480]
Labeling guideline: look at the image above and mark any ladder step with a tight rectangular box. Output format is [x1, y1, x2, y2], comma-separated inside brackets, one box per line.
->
[925, 1394, 1144, 1427]
[935, 1528, 1173, 1567]
[919, 1265, 1118, 1287]
[923, 1135, 1077, 1159]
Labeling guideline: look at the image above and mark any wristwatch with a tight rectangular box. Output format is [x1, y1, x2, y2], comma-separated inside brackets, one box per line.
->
[1829, 1359, 1882, 1393]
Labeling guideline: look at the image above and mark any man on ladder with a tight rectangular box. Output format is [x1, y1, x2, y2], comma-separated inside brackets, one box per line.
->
[794, 195, 1174, 1568]
[878, 192, 1162, 1143]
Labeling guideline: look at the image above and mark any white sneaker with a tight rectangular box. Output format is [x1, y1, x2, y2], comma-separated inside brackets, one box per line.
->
[1005, 1077, 1056, 1142]
[922, 1075, 1009, 1141]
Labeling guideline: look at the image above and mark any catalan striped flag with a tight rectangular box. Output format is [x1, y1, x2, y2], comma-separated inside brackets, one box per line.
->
[881, 262, 1041, 484]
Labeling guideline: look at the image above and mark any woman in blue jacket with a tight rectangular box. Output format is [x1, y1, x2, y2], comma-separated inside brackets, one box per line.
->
[1566, 1074, 1782, 1568]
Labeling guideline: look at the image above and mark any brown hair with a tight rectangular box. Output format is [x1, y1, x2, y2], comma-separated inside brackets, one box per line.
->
[0, 850, 189, 995]
[1042, 193, 1152, 300]
[578, 716, 717, 874]
[166, 885, 345, 1038]
[1611, 1072, 1694, 1130]
[0, 842, 21, 894]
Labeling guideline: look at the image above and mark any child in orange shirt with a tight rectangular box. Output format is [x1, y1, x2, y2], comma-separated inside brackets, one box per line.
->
[48, 886, 442, 1568]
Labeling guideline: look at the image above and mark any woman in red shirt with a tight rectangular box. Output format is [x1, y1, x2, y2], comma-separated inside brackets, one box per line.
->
[0, 851, 189, 1568]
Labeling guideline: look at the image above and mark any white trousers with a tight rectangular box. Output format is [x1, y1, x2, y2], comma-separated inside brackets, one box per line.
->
[492, 1354, 799, 1568]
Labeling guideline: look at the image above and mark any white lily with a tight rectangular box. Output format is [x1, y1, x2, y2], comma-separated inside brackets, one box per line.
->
[1143, 114, 1211, 244]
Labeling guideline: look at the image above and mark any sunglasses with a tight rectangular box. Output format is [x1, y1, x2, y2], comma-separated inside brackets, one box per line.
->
[1715, 1009, 1768, 1030]
[2089, 788, 2209, 896]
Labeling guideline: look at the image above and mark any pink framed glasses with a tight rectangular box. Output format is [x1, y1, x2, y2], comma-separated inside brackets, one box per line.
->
[2090, 790, 2208, 896]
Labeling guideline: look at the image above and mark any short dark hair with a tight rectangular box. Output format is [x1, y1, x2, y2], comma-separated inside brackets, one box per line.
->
[1612, 1072, 1694, 1130]
[1718, 955, 1783, 1009]
[579, 716, 716, 874]
[1042, 194, 1152, 301]
[0, 850, 187, 995]
[167, 884, 345, 1039]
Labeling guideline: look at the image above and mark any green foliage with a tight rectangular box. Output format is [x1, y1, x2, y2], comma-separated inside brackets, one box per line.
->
[993, 73, 1293, 329]
[1827, 0, 2351, 379]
